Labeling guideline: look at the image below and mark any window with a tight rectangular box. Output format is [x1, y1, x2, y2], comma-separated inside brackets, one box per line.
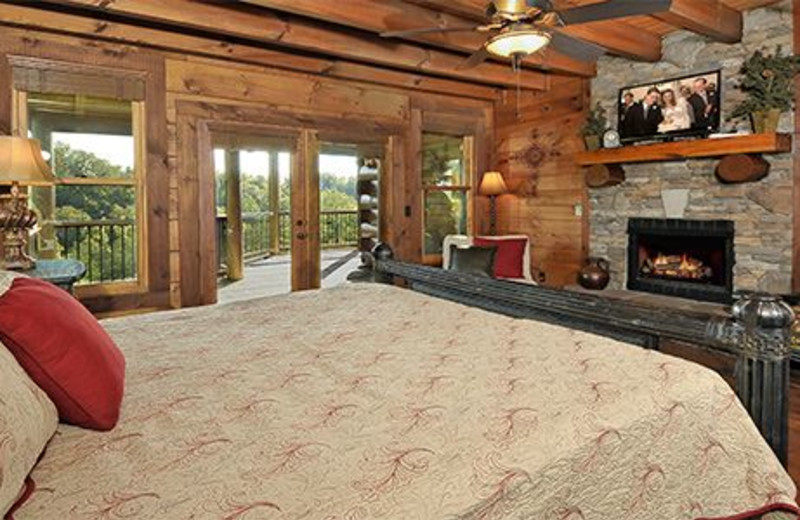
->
[422, 132, 472, 257]
[24, 92, 144, 286]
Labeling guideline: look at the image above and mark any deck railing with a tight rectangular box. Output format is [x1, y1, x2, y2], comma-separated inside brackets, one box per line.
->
[217, 210, 358, 270]
[36, 211, 358, 282]
[49, 219, 137, 284]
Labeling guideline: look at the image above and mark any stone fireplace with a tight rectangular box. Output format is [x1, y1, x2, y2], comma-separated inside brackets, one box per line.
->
[627, 219, 734, 303]
[587, 1, 794, 296]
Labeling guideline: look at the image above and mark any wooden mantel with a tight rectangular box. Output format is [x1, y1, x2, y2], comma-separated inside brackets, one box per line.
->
[576, 133, 792, 166]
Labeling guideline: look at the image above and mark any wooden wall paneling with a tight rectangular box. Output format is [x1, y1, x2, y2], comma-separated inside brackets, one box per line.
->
[166, 87, 409, 140]
[494, 77, 588, 286]
[167, 58, 410, 123]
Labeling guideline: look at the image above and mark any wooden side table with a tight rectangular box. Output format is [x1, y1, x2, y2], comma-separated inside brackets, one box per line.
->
[27, 259, 86, 294]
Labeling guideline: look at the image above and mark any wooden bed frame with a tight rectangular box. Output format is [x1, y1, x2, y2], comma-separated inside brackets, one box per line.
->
[368, 244, 796, 465]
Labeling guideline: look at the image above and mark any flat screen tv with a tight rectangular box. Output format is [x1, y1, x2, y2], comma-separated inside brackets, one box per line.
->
[617, 70, 722, 144]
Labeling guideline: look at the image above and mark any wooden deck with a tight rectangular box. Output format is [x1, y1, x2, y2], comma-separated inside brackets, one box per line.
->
[217, 248, 361, 304]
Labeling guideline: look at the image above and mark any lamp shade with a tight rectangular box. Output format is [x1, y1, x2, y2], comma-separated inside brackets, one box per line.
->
[479, 171, 508, 196]
[0, 137, 55, 186]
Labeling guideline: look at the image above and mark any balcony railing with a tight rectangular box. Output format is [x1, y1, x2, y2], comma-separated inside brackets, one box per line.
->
[216, 210, 358, 271]
[48, 219, 137, 284]
[33, 210, 358, 283]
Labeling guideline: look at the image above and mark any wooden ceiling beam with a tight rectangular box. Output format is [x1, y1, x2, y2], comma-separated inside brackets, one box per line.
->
[654, 0, 743, 43]
[31, 0, 548, 90]
[238, 0, 595, 76]
[0, 3, 501, 100]
[406, 0, 664, 62]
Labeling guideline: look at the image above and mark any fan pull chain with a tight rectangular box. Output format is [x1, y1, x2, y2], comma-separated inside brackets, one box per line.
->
[513, 53, 522, 119]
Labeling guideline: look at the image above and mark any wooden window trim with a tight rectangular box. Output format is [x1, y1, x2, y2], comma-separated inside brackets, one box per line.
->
[421, 133, 475, 265]
[13, 88, 148, 292]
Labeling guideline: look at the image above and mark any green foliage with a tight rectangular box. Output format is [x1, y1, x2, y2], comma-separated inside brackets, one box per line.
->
[321, 189, 356, 210]
[581, 102, 608, 137]
[53, 144, 135, 221]
[731, 46, 800, 118]
[46, 143, 137, 283]
[422, 134, 464, 254]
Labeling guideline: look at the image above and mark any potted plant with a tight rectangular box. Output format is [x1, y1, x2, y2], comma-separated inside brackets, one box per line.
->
[731, 46, 800, 133]
[581, 102, 607, 151]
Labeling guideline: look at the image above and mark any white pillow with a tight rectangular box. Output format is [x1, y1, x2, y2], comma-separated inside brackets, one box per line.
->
[0, 344, 58, 516]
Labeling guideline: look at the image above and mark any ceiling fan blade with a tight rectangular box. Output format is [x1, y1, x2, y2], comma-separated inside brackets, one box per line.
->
[559, 0, 672, 25]
[380, 25, 483, 38]
[457, 47, 490, 70]
[548, 30, 606, 61]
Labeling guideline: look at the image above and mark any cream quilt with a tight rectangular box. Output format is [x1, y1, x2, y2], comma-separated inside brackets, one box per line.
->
[17, 284, 798, 519]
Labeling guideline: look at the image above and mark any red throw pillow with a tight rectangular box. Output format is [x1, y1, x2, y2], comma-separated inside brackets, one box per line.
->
[0, 277, 125, 430]
[474, 237, 527, 279]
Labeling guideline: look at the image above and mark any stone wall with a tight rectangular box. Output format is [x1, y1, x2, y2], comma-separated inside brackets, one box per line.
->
[588, 0, 795, 294]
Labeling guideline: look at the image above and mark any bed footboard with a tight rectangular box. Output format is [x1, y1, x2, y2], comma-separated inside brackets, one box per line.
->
[369, 244, 795, 465]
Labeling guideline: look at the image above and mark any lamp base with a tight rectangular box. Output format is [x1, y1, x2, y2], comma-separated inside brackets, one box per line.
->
[0, 184, 39, 271]
[489, 195, 498, 236]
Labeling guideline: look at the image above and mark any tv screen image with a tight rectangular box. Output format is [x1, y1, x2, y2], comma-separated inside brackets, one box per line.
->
[617, 70, 721, 142]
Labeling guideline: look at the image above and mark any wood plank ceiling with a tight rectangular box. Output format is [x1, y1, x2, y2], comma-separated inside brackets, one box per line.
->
[6, 0, 788, 92]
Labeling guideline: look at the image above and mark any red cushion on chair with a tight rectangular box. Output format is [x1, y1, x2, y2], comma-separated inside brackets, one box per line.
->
[474, 237, 527, 279]
[0, 277, 125, 430]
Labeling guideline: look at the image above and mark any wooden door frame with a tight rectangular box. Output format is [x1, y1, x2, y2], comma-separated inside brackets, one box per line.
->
[174, 100, 403, 306]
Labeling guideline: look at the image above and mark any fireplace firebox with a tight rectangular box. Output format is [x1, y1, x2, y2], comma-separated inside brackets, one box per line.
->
[627, 219, 734, 304]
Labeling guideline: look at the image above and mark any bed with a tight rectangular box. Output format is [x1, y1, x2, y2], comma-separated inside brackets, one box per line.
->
[12, 281, 798, 519]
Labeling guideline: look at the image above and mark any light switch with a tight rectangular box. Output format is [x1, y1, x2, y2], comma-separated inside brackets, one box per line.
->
[573, 203, 583, 217]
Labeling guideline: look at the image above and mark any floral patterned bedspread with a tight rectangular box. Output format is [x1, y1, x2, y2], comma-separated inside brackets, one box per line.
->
[18, 284, 797, 519]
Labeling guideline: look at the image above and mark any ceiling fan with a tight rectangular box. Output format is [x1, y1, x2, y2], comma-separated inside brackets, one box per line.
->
[381, 0, 672, 69]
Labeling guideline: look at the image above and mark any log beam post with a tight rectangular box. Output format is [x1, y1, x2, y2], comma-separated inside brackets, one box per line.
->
[225, 149, 244, 281]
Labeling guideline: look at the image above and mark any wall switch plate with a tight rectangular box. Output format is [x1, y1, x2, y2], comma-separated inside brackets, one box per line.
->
[573, 203, 583, 217]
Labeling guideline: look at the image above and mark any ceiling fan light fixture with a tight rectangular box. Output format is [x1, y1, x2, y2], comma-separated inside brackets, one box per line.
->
[485, 29, 551, 58]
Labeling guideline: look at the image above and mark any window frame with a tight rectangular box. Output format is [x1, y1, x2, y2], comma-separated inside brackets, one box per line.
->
[421, 132, 475, 265]
[12, 88, 149, 296]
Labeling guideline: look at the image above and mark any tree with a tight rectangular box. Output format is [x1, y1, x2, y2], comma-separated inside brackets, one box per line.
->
[422, 135, 463, 254]
[46, 143, 137, 283]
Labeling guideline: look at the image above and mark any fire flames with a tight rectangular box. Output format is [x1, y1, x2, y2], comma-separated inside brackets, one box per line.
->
[641, 252, 713, 281]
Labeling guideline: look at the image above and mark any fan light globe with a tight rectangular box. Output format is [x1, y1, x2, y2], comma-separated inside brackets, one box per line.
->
[485, 29, 551, 58]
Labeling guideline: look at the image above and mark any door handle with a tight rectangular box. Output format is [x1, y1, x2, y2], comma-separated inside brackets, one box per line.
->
[296, 232, 308, 240]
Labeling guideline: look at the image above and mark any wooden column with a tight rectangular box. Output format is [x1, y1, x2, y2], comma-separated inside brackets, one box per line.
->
[291, 129, 320, 291]
[268, 150, 280, 254]
[225, 148, 243, 281]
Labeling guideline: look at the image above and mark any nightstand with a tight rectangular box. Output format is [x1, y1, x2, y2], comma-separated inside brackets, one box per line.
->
[27, 259, 86, 294]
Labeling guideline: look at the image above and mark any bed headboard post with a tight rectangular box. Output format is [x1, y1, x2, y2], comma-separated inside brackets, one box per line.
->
[729, 293, 795, 465]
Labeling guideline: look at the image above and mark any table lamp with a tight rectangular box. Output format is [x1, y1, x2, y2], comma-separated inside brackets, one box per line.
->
[479, 171, 507, 236]
[0, 136, 56, 270]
